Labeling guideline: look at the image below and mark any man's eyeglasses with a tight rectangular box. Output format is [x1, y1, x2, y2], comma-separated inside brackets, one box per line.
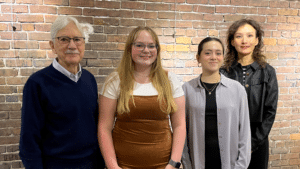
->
[55, 36, 85, 45]
[132, 43, 157, 51]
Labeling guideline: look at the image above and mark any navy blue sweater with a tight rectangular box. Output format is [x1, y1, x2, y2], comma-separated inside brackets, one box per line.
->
[19, 65, 101, 168]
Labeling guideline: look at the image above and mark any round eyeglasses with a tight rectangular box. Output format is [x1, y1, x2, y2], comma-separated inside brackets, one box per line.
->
[55, 36, 85, 45]
[132, 42, 157, 51]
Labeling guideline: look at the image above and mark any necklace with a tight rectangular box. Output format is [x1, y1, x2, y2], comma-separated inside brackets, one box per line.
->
[202, 82, 219, 95]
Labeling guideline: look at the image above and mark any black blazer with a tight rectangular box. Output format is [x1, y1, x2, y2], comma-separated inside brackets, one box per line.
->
[220, 61, 278, 151]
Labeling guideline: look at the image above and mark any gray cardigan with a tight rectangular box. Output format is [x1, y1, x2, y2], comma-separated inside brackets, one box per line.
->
[181, 74, 251, 169]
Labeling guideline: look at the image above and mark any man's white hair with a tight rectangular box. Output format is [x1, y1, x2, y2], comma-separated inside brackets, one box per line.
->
[50, 16, 94, 43]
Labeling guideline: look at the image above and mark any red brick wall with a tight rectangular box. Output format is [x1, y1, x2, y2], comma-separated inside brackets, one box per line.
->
[0, 0, 300, 168]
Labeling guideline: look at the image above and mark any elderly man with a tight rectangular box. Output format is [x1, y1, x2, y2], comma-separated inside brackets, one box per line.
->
[19, 16, 105, 169]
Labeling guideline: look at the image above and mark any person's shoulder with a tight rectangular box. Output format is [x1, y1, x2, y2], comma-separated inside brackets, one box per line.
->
[222, 77, 247, 98]
[221, 74, 244, 90]
[183, 76, 199, 88]
[28, 65, 53, 81]
[81, 69, 98, 87]
[259, 63, 276, 79]
[82, 68, 92, 74]
[167, 71, 176, 77]
[24, 65, 54, 88]
[182, 76, 200, 96]
[107, 71, 119, 81]
[103, 71, 120, 87]
[82, 68, 96, 78]
[264, 63, 276, 72]
[167, 71, 181, 82]
[222, 75, 238, 84]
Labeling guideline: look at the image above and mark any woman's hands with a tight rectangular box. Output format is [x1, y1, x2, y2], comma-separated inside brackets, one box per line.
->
[165, 164, 176, 169]
[105, 167, 122, 169]
[98, 95, 119, 169]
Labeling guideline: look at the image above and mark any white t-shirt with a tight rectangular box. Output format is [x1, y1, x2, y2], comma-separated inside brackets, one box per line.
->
[100, 71, 184, 99]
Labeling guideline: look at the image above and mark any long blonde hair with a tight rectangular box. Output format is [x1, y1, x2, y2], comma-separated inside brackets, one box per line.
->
[104, 26, 177, 115]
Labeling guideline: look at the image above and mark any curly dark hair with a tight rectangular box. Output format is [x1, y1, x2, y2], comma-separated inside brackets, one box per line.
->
[223, 18, 266, 71]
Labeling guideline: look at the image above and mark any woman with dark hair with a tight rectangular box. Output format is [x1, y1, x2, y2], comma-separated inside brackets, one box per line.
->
[182, 37, 251, 169]
[221, 18, 278, 169]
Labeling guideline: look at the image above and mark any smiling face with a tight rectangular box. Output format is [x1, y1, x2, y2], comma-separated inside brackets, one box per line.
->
[131, 30, 157, 70]
[49, 22, 85, 70]
[231, 24, 258, 58]
[197, 40, 224, 74]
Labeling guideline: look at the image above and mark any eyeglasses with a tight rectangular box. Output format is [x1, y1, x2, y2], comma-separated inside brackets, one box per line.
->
[132, 42, 157, 51]
[55, 36, 85, 45]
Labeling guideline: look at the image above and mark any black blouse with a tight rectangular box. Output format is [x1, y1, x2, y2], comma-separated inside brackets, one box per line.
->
[201, 80, 222, 169]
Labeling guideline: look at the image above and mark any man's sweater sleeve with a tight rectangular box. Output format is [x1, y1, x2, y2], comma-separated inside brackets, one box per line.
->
[19, 78, 45, 169]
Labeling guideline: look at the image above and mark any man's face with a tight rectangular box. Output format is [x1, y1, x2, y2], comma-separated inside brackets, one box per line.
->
[50, 22, 85, 69]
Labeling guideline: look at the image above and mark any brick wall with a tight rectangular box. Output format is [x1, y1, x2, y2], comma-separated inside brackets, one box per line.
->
[0, 0, 300, 168]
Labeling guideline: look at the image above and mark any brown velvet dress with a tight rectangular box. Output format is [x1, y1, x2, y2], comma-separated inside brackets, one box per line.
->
[112, 96, 172, 169]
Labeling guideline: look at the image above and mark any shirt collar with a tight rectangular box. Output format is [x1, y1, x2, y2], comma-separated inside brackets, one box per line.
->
[232, 60, 260, 71]
[196, 73, 229, 89]
[52, 58, 82, 82]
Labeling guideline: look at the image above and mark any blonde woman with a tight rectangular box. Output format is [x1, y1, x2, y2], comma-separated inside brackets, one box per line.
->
[98, 26, 186, 169]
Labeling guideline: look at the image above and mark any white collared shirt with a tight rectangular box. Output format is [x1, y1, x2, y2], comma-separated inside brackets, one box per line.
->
[52, 58, 82, 82]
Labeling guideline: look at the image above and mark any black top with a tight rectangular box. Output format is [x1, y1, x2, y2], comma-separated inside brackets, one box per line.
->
[201, 80, 221, 169]
[220, 61, 278, 151]
[241, 65, 249, 85]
